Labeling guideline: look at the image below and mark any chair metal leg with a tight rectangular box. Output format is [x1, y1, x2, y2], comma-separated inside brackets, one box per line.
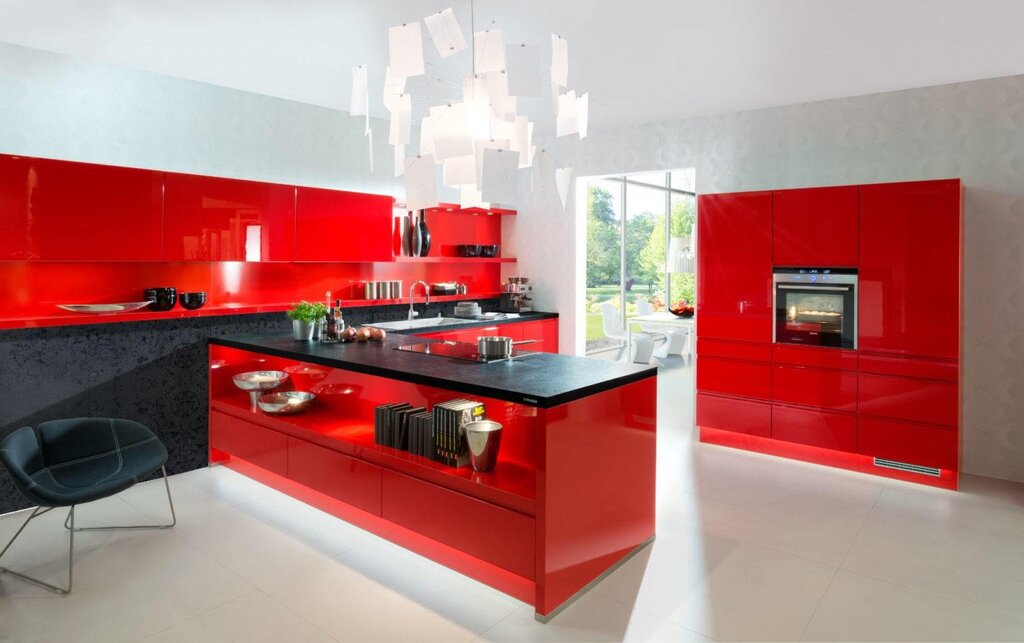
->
[64, 466, 177, 531]
[0, 505, 72, 595]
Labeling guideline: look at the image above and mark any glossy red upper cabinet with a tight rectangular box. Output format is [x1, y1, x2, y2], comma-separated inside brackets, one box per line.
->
[697, 191, 773, 342]
[773, 186, 858, 267]
[164, 173, 295, 262]
[0, 155, 163, 261]
[859, 180, 962, 359]
[295, 187, 394, 261]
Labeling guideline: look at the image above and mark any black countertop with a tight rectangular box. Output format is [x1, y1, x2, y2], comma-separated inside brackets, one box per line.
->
[210, 330, 655, 408]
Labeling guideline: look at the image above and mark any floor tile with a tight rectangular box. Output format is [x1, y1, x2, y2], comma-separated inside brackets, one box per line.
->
[175, 464, 291, 509]
[118, 473, 233, 523]
[143, 590, 337, 643]
[802, 570, 1024, 641]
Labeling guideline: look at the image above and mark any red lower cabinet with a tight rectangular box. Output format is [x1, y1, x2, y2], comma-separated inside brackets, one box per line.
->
[858, 374, 958, 427]
[858, 416, 958, 470]
[381, 470, 535, 579]
[209, 410, 288, 476]
[697, 393, 771, 438]
[287, 438, 383, 516]
[697, 357, 771, 401]
[772, 365, 857, 412]
[772, 405, 857, 452]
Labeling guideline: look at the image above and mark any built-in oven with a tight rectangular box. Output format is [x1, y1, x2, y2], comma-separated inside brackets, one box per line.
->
[773, 268, 857, 349]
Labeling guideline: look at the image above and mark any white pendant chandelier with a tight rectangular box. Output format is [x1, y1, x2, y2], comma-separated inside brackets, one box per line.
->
[350, 3, 586, 211]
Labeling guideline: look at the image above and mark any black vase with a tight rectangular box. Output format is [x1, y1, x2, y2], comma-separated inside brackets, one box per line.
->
[418, 210, 431, 256]
[408, 212, 421, 257]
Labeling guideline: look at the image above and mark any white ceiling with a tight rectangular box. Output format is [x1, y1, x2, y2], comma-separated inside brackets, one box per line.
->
[2, 0, 1024, 133]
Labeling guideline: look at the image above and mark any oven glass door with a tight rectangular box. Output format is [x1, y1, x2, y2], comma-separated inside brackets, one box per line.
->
[775, 283, 856, 349]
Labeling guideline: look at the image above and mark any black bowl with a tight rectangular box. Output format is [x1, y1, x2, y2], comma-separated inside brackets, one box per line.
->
[479, 244, 500, 257]
[144, 287, 177, 311]
[456, 244, 482, 257]
[180, 292, 207, 310]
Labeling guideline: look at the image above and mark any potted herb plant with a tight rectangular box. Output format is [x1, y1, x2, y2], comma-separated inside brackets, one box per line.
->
[287, 301, 328, 341]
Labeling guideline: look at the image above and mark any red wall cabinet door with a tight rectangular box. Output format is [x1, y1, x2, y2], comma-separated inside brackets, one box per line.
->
[858, 180, 962, 359]
[0, 155, 163, 260]
[773, 186, 858, 267]
[697, 191, 773, 342]
[164, 173, 295, 261]
[295, 187, 394, 261]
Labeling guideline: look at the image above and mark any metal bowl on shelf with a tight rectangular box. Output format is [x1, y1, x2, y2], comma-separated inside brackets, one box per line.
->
[256, 391, 316, 414]
[233, 370, 289, 410]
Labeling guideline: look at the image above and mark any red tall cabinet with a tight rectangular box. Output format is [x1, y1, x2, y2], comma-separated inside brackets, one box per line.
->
[697, 179, 963, 489]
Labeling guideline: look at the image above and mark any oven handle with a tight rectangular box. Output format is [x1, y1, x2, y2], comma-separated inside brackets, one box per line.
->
[777, 285, 851, 291]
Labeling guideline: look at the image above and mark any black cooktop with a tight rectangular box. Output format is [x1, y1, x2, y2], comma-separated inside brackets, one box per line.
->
[395, 341, 537, 363]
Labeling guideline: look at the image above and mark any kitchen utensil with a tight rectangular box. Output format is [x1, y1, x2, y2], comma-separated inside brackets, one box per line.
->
[389, 280, 402, 299]
[479, 244, 499, 257]
[464, 420, 503, 472]
[431, 282, 458, 295]
[179, 292, 207, 310]
[364, 281, 379, 299]
[477, 336, 537, 359]
[456, 244, 481, 257]
[144, 287, 177, 311]
[233, 370, 289, 411]
[256, 391, 316, 415]
[378, 280, 392, 299]
[56, 302, 153, 314]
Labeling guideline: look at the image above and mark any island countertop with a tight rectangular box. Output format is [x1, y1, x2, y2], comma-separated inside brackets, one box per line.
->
[210, 333, 656, 408]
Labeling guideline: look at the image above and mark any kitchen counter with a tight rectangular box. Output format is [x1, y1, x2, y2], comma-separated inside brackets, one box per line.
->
[210, 330, 653, 408]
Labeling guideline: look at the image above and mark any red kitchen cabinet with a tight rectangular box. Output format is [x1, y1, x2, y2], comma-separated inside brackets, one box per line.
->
[209, 410, 288, 476]
[772, 404, 857, 452]
[697, 191, 773, 342]
[517, 319, 559, 353]
[697, 338, 772, 362]
[773, 186, 858, 267]
[696, 393, 771, 438]
[858, 373, 958, 427]
[0, 154, 163, 261]
[858, 416, 958, 470]
[773, 345, 858, 371]
[697, 356, 771, 401]
[772, 364, 857, 412]
[287, 438, 383, 516]
[164, 173, 295, 261]
[296, 187, 394, 261]
[859, 179, 962, 359]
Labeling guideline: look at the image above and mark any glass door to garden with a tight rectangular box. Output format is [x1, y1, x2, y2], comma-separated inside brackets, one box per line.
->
[584, 169, 696, 355]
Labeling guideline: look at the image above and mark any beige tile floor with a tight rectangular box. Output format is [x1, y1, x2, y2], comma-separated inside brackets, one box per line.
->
[2, 357, 1023, 642]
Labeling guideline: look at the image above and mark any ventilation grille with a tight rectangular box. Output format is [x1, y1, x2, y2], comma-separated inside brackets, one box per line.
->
[873, 458, 941, 477]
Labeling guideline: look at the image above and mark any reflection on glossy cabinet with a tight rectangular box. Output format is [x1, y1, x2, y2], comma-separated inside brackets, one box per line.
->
[697, 191, 773, 342]
[164, 173, 296, 261]
[296, 187, 394, 261]
[773, 186, 858, 267]
[0, 154, 163, 261]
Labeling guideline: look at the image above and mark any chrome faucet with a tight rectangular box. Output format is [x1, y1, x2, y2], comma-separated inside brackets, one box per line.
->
[408, 280, 430, 320]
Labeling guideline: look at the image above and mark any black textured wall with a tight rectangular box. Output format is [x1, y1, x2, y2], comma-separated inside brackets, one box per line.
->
[0, 299, 497, 513]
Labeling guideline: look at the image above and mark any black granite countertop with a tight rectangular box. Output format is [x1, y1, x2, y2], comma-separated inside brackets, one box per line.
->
[210, 331, 655, 408]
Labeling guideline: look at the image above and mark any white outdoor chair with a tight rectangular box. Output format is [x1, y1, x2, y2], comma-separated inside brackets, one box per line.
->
[631, 335, 656, 364]
[600, 302, 630, 360]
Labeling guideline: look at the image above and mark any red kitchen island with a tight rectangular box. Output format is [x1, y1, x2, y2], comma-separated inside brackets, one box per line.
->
[208, 334, 657, 621]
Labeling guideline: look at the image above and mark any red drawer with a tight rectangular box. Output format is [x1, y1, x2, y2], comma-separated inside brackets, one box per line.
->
[382, 471, 535, 579]
[773, 345, 857, 371]
[696, 393, 771, 438]
[209, 410, 288, 476]
[698, 357, 771, 400]
[697, 338, 771, 363]
[772, 365, 857, 412]
[859, 374, 958, 427]
[771, 405, 856, 452]
[858, 353, 958, 382]
[858, 416, 958, 470]
[287, 438, 383, 516]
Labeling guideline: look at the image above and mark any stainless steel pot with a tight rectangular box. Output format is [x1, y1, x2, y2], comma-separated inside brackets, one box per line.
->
[477, 335, 537, 359]
[464, 420, 502, 472]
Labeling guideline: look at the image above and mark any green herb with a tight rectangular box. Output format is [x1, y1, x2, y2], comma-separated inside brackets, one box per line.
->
[286, 301, 328, 322]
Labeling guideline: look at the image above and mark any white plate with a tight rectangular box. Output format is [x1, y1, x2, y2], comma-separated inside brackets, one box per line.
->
[57, 302, 154, 314]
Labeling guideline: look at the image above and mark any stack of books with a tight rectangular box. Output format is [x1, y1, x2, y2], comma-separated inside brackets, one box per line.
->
[373, 403, 424, 450]
[432, 399, 486, 467]
[373, 398, 486, 468]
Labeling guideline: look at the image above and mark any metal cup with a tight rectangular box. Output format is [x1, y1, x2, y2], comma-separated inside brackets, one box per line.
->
[463, 420, 502, 472]
[364, 281, 379, 299]
[390, 280, 402, 299]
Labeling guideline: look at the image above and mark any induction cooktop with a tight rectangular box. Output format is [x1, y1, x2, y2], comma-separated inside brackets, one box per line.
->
[395, 341, 536, 363]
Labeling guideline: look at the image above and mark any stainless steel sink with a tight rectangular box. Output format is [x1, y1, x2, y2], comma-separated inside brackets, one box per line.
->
[368, 317, 465, 331]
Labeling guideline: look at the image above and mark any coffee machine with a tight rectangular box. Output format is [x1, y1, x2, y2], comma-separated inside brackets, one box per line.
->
[499, 277, 533, 313]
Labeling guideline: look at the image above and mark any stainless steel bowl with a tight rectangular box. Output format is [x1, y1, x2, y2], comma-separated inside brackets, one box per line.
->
[256, 391, 316, 414]
[464, 420, 503, 472]
[233, 370, 289, 410]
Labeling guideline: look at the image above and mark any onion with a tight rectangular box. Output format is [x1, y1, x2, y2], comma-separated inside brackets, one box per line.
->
[355, 327, 371, 342]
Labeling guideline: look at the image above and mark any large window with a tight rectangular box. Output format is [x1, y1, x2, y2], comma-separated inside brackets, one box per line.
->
[583, 169, 696, 354]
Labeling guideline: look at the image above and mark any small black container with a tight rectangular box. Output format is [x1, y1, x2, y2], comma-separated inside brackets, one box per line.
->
[456, 244, 482, 257]
[179, 292, 207, 310]
[479, 244, 500, 257]
[144, 287, 177, 311]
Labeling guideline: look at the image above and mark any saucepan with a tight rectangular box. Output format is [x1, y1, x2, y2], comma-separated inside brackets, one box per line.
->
[477, 336, 537, 359]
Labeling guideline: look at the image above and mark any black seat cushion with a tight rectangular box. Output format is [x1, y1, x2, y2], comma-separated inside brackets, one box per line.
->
[0, 418, 168, 507]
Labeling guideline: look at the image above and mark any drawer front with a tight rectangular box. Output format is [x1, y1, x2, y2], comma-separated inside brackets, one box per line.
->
[771, 405, 857, 452]
[382, 471, 535, 579]
[773, 345, 857, 371]
[858, 353, 958, 382]
[287, 438, 383, 516]
[696, 393, 771, 438]
[859, 374, 958, 427]
[697, 357, 771, 400]
[209, 410, 288, 476]
[858, 416, 958, 471]
[772, 365, 857, 412]
[697, 338, 771, 363]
